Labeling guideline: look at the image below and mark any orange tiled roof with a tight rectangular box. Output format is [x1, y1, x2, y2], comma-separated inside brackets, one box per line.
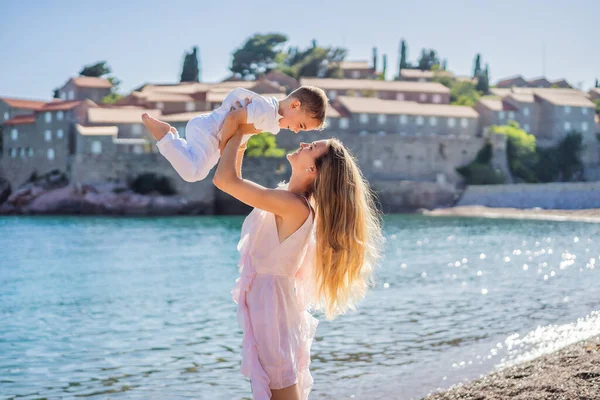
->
[1, 97, 47, 110]
[71, 77, 113, 89]
[3, 114, 36, 125]
[41, 100, 81, 111]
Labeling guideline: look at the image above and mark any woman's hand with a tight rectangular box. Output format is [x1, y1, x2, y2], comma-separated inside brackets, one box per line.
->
[219, 98, 259, 155]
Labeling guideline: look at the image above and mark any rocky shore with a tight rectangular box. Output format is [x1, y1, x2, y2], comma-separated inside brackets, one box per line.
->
[423, 336, 600, 400]
[0, 180, 209, 216]
[423, 205, 600, 223]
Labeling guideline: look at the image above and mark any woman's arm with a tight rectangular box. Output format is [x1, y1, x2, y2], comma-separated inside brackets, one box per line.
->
[213, 133, 306, 218]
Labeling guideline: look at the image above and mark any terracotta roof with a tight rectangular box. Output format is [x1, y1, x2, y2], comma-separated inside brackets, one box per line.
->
[490, 88, 512, 97]
[299, 78, 450, 94]
[589, 88, 600, 96]
[41, 100, 81, 111]
[478, 97, 504, 111]
[88, 107, 162, 124]
[339, 61, 371, 70]
[71, 77, 113, 89]
[206, 91, 286, 104]
[138, 82, 210, 95]
[1, 97, 47, 110]
[161, 112, 209, 122]
[534, 92, 595, 107]
[75, 124, 118, 136]
[326, 106, 340, 118]
[400, 69, 453, 79]
[336, 96, 478, 118]
[512, 87, 585, 96]
[506, 93, 535, 103]
[143, 92, 197, 102]
[3, 114, 36, 125]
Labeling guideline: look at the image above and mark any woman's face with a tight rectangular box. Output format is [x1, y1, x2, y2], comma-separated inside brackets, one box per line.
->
[287, 140, 330, 171]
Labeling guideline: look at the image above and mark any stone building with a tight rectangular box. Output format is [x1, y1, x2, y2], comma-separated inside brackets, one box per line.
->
[58, 77, 113, 103]
[300, 78, 450, 104]
[337, 61, 375, 79]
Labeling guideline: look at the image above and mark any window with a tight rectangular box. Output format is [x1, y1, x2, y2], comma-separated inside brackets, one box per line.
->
[399, 115, 408, 125]
[432, 94, 442, 103]
[359, 130, 368, 136]
[329, 90, 337, 100]
[60, 92, 66, 100]
[132, 124, 142, 136]
[430, 116, 437, 126]
[352, 71, 360, 79]
[57, 129, 64, 139]
[47, 148, 55, 161]
[448, 118, 456, 128]
[45, 112, 52, 123]
[508, 111, 515, 120]
[582, 122, 588, 132]
[460, 118, 468, 128]
[11, 128, 18, 140]
[359, 114, 369, 124]
[20, 148, 25, 158]
[185, 102, 195, 112]
[156, 102, 164, 110]
[373, 160, 383, 168]
[523, 107, 530, 116]
[416, 116, 424, 125]
[524, 124, 530, 132]
[564, 106, 571, 114]
[582, 107, 588, 115]
[378, 114, 386, 124]
[68, 91, 75, 100]
[133, 145, 144, 154]
[57, 111, 64, 121]
[498, 111, 505, 120]
[11, 148, 17, 158]
[339, 118, 349, 129]
[564, 121, 571, 131]
[3, 112, 8, 120]
[396, 93, 405, 101]
[45, 130, 52, 142]
[91, 141, 102, 154]
[28, 148, 34, 157]
[419, 93, 427, 102]
[378, 131, 386, 136]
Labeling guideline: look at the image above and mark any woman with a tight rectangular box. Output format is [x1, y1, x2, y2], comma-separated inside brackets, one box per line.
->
[213, 101, 383, 400]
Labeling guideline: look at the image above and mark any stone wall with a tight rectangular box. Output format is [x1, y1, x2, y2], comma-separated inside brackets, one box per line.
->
[457, 182, 600, 209]
[276, 130, 510, 184]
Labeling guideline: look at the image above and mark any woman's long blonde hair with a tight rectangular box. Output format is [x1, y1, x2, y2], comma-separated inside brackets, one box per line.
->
[308, 138, 383, 320]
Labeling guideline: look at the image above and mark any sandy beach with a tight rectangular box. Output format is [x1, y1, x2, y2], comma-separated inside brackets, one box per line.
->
[423, 336, 600, 400]
[423, 205, 600, 224]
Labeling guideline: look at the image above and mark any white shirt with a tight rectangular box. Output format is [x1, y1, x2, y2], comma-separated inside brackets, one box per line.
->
[211, 88, 283, 135]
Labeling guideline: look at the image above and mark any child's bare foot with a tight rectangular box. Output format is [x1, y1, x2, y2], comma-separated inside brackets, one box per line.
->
[141, 113, 171, 141]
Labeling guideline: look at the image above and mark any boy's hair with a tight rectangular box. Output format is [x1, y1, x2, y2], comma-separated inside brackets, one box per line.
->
[289, 85, 329, 130]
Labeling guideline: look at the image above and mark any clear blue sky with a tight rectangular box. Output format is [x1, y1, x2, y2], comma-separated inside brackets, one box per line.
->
[1, 0, 597, 100]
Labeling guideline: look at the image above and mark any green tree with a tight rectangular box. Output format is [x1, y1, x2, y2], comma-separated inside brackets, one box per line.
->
[456, 141, 505, 185]
[450, 81, 481, 106]
[417, 49, 440, 71]
[490, 122, 538, 183]
[442, 59, 448, 71]
[372, 47, 378, 73]
[102, 77, 122, 104]
[246, 132, 285, 157]
[52, 88, 60, 99]
[473, 54, 481, 78]
[596, 78, 599, 87]
[475, 63, 490, 94]
[278, 40, 346, 79]
[230, 33, 288, 79]
[556, 132, 584, 181]
[594, 99, 600, 116]
[378, 54, 387, 80]
[79, 61, 111, 77]
[180, 46, 200, 82]
[399, 39, 408, 74]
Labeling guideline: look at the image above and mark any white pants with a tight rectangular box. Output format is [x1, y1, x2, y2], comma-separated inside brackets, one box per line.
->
[156, 114, 221, 182]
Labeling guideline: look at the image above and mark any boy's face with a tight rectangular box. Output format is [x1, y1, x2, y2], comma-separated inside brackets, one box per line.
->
[278, 99, 321, 133]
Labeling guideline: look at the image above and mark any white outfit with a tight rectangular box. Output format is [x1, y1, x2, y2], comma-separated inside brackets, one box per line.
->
[156, 88, 283, 182]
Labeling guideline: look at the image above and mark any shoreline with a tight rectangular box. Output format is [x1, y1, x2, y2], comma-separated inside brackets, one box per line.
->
[423, 205, 600, 223]
[422, 335, 600, 400]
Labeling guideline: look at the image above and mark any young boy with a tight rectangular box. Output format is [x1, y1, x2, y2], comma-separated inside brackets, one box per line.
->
[141, 86, 328, 182]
